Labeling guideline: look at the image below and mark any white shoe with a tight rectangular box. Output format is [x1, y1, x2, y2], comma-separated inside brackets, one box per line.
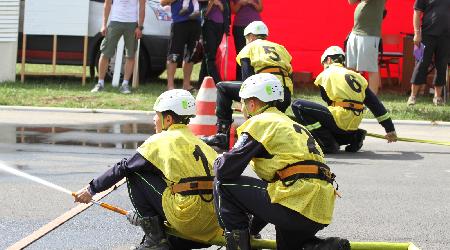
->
[119, 84, 131, 94]
[407, 96, 416, 106]
[91, 84, 104, 93]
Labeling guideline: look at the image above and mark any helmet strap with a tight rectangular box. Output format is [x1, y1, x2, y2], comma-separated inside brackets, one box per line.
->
[158, 113, 167, 131]
[248, 104, 269, 118]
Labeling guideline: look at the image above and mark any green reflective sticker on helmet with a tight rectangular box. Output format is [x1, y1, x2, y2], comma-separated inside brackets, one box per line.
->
[182, 99, 188, 109]
[265, 85, 272, 95]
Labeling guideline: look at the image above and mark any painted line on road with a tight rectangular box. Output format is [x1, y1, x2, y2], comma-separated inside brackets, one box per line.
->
[7, 179, 126, 250]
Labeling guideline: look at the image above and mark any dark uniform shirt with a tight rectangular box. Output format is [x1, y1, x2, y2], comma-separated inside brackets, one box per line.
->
[214, 133, 268, 181]
[415, 0, 450, 37]
[88, 153, 161, 194]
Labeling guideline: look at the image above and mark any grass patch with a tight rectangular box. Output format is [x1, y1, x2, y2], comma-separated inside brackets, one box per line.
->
[2, 64, 449, 121]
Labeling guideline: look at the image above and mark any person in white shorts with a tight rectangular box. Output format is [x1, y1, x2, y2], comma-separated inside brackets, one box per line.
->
[346, 0, 386, 95]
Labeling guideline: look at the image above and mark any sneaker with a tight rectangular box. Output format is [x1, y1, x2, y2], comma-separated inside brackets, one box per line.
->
[407, 96, 416, 106]
[433, 96, 444, 106]
[119, 84, 131, 94]
[91, 84, 104, 93]
[345, 129, 367, 153]
[185, 86, 198, 95]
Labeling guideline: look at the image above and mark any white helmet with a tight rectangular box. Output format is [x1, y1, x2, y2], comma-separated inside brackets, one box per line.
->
[320, 46, 345, 64]
[239, 73, 284, 102]
[243, 21, 269, 36]
[153, 89, 196, 116]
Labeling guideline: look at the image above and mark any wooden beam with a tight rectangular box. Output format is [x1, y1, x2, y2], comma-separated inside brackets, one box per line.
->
[82, 35, 88, 86]
[132, 39, 140, 89]
[7, 179, 126, 250]
[52, 35, 57, 74]
[20, 33, 26, 83]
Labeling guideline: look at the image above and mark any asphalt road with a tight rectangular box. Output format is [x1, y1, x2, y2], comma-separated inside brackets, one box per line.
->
[0, 106, 449, 249]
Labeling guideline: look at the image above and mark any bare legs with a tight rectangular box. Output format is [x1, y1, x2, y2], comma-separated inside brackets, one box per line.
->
[368, 71, 381, 95]
[166, 61, 195, 90]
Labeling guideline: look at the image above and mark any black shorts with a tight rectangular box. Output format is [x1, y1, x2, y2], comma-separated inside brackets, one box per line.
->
[167, 20, 201, 63]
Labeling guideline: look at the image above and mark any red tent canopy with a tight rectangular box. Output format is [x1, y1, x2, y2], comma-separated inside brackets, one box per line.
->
[218, 0, 415, 80]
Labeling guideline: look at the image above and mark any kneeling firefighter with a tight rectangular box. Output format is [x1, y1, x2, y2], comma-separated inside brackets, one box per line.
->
[202, 21, 293, 150]
[213, 73, 350, 250]
[74, 89, 223, 249]
[291, 46, 397, 154]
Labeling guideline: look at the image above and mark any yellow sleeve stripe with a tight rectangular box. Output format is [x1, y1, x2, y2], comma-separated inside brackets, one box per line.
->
[306, 122, 322, 131]
[376, 112, 391, 123]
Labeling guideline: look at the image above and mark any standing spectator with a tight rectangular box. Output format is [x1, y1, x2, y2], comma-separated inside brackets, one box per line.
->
[91, 0, 145, 94]
[198, 0, 230, 85]
[180, 0, 200, 18]
[346, 0, 386, 95]
[161, 0, 202, 90]
[407, 0, 450, 106]
[231, 0, 263, 81]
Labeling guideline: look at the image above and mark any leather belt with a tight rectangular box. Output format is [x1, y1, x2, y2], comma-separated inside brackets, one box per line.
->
[332, 101, 364, 111]
[170, 178, 213, 195]
[258, 67, 290, 78]
[275, 162, 335, 184]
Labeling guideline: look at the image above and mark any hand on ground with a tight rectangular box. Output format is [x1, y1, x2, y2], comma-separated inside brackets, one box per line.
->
[385, 131, 397, 143]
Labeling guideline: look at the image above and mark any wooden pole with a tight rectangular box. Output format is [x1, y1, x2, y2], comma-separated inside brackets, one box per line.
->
[52, 35, 57, 75]
[132, 39, 140, 89]
[82, 35, 88, 85]
[20, 33, 26, 83]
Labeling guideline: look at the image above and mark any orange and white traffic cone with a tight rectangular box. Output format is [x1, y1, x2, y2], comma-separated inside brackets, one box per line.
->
[189, 76, 217, 136]
[228, 124, 237, 149]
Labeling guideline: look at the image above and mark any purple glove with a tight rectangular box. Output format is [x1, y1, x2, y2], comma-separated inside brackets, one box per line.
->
[413, 43, 425, 62]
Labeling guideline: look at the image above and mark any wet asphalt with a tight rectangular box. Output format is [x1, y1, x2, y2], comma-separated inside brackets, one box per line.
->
[0, 106, 449, 249]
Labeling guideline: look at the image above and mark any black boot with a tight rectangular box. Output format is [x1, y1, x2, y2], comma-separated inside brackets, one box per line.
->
[201, 120, 232, 150]
[302, 236, 351, 250]
[132, 216, 169, 250]
[345, 129, 367, 152]
[224, 229, 251, 250]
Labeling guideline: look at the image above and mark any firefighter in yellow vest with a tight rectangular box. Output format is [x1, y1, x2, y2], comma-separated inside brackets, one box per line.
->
[202, 21, 293, 150]
[74, 89, 222, 250]
[291, 46, 397, 154]
[213, 73, 350, 250]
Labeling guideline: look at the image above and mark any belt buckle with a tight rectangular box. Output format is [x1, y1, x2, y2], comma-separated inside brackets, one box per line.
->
[189, 182, 199, 189]
[319, 167, 332, 181]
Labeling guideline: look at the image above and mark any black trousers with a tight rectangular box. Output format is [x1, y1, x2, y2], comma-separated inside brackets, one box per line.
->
[214, 176, 326, 249]
[198, 20, 224, 85]
[232, 25, 246, 81]
[411, 34, 450, 86]
[127, 172, 209, 250]
[216, 81, 292, 122]
[291, 99, 357, 147]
